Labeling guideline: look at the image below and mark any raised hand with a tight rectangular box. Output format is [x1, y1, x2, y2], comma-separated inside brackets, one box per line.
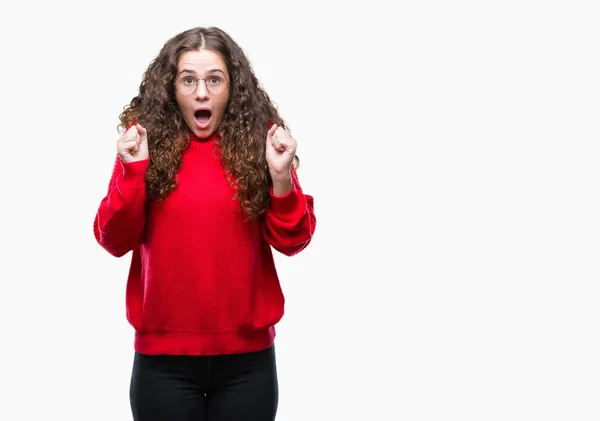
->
[265, 124, 297, 180]
[117, 124, 149, 163]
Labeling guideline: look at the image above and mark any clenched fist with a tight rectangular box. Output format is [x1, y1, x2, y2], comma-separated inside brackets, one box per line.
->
[118, 124, 149, 163]
[266, 123, 297, 179]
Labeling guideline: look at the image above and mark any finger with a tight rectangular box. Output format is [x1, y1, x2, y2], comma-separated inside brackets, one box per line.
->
[136, 124, 148, 141]
[274, 128, 291, 144]
[121, 139, 139, 151]
[272, 137, 285, 151]
[269, 131, 280, 149]
[125, 125, 138, 136]
[122, 130, 139, 143]
[267, 124, 278, 138]
[277, 129, 296, 149]
[276, 131, 291, 149]
[275, 126, 288, 136]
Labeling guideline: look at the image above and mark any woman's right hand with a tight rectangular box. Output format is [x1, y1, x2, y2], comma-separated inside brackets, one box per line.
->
[118, 124, 149, 162]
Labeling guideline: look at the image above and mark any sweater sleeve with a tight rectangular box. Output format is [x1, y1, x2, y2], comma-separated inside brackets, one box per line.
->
[93, 155, 149, 257]
[262, 168, 316, 256]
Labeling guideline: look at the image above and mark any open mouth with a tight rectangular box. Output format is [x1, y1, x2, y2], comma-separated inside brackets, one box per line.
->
[194, 109, 212, 125]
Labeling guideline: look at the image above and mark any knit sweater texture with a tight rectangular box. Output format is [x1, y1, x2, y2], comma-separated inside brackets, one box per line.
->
[93, 132, 315, 355]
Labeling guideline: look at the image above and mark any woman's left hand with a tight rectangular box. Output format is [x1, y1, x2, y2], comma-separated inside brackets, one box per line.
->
[265, 124, 297, 179]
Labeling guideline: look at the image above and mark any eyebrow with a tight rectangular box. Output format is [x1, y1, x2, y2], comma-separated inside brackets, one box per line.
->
[177, 68, 226, 77]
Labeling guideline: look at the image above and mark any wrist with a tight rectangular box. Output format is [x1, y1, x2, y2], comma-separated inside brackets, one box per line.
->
[271, 173, 293, 196]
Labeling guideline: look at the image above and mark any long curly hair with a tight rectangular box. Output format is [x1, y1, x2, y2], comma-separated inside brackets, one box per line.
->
[118, 26, 298, 221]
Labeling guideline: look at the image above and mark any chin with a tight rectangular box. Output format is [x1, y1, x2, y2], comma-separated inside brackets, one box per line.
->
[186, 120, 213, 139]
[195, 128, 215, 139]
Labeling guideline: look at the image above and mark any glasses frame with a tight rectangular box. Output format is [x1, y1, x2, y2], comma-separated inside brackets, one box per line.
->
[174, 74, 230, 96]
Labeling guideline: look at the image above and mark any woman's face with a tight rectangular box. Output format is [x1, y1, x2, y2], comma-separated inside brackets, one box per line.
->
[174, 49, 230, 139]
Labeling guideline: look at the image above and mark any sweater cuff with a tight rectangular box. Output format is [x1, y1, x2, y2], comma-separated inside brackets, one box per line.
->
[120, 157, 150, 185]
[269, 182, 305, 216]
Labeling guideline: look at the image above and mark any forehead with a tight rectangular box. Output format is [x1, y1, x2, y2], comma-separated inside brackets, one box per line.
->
[177, 49, 227, 73]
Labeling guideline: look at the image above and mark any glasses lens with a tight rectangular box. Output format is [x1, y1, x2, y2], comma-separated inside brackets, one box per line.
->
[206, 77, 227, 94]
[207, 84, 226, 94]
[175, 76, 196, 95]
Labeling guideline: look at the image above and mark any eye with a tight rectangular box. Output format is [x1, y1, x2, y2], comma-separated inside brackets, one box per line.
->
[207, 76, 222, 85]
[183, 76, 196, 85]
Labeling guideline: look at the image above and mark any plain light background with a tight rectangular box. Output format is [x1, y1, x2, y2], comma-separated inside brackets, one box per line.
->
[1, 0, 599, 420]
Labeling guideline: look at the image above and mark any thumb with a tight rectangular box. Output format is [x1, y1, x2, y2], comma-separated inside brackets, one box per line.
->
[136, 124, 148, 144]
[266, 124, 277, 141]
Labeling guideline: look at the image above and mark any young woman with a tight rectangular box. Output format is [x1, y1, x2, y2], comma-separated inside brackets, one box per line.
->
[93, 26, 316, 421]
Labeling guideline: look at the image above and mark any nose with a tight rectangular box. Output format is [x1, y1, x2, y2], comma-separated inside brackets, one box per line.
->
[194, 79, 209, 100]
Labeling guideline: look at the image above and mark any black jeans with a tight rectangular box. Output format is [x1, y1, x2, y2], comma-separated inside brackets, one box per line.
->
[129, 343, 278, 421]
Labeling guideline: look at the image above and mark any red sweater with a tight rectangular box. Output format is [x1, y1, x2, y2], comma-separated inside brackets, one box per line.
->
[93, 132, 315, 355]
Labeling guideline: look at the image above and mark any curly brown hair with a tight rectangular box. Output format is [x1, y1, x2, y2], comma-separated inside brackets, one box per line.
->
[118, 26, 298, 221]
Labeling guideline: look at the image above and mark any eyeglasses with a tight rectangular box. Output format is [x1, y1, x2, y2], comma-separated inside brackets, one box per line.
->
[174, 74, 229, 95]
